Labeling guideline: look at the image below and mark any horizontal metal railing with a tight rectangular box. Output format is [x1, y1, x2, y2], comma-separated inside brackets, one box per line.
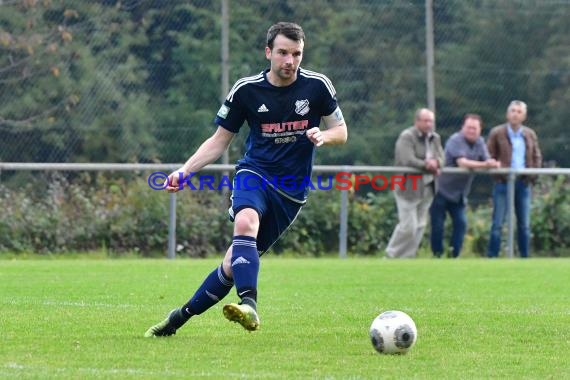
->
[2, 162, 569, 258]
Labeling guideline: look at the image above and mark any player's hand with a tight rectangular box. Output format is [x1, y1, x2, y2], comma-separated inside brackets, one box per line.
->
[306, 127, 324, 146]
[165, 170, 183, 193]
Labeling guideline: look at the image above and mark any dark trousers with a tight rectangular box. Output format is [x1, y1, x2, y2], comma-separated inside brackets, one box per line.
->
[429, 192, 467, 258]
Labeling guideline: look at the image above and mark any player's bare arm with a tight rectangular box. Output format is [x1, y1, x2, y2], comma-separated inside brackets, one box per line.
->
[166, 126, 235, 192]
[306, 107, 348, 146]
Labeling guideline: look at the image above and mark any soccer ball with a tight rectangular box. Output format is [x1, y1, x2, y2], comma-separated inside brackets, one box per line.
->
[369, 310, 417, 355]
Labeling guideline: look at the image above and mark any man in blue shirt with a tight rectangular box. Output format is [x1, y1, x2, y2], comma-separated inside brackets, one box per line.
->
[430, 114, 499, 258]
[486, 100, 542, 258]
[145, 22, 347, 336]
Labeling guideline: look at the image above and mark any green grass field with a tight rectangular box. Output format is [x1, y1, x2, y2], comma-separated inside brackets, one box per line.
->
[1, 257, 569, 379]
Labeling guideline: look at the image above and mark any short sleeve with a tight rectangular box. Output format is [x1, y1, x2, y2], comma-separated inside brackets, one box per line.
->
[478, 138, 491, 160]
[445, 135, 468, 162]
[322, 94, 338, 117]
[317, 74, 338, 117]
[214, 89, 247, 133]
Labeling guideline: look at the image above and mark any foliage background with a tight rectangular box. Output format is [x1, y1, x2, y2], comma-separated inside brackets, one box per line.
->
[1, 0, 569, 256]
[2, 0, 569, 167]
[0, 173, 568, 257]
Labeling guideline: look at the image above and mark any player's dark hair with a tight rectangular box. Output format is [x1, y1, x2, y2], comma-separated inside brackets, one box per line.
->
[463, 113, 483, 128]
[266, 22, 305, 50]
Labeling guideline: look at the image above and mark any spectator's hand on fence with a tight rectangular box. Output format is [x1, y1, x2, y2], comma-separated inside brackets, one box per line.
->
[486, 159, 501, 169]
[425, 158, 440, 175]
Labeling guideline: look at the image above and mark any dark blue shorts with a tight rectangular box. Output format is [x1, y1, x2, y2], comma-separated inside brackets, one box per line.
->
[228, 171, 303, 255]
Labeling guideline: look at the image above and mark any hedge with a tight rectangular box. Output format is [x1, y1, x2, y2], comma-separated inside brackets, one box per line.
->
[0, 173, 568, 257]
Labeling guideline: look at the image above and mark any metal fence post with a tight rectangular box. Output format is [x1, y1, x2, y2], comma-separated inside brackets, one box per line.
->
[339, 187, 348, 259]
[167, 192, 177, 259]
[425, 0, 436, 113]
[506, 170, 516, 258]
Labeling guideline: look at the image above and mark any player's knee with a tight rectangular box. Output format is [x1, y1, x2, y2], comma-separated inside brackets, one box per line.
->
[233, 209, 260, 235]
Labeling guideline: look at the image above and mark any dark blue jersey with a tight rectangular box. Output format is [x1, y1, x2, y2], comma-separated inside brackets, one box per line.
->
[214, 67, 338, 202]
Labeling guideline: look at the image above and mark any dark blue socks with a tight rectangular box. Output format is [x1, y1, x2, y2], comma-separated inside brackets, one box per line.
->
[180, 264, 234, 320]
[174, 235, 259, 329]
[231, 235, 259, 304]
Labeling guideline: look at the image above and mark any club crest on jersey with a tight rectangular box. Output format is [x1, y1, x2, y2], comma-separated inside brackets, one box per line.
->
[295, 99, 310, 116]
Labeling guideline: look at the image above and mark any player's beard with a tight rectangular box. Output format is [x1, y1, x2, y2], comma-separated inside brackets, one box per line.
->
[277, 66, 296, 81]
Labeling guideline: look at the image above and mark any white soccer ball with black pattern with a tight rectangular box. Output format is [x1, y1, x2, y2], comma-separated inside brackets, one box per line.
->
[369, 310, 417, 355]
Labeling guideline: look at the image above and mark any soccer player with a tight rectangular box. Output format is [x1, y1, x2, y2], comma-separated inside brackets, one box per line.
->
[145, 22, 347, 336]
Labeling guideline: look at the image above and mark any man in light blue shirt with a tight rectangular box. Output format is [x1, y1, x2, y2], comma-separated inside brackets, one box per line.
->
[507, 125, 526, 170]
[486, 101, 542, 258]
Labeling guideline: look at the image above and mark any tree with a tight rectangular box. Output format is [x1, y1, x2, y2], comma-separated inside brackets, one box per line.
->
[0, 1, 158, 164]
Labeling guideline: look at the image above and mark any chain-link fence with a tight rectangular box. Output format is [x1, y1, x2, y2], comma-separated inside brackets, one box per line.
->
[2, 0, 569, 169]
[1, 0, 570, 255]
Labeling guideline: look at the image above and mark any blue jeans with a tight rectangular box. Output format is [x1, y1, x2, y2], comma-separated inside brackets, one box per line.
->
[487, 180, 531, 258]
[430, 192, 467, 258]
